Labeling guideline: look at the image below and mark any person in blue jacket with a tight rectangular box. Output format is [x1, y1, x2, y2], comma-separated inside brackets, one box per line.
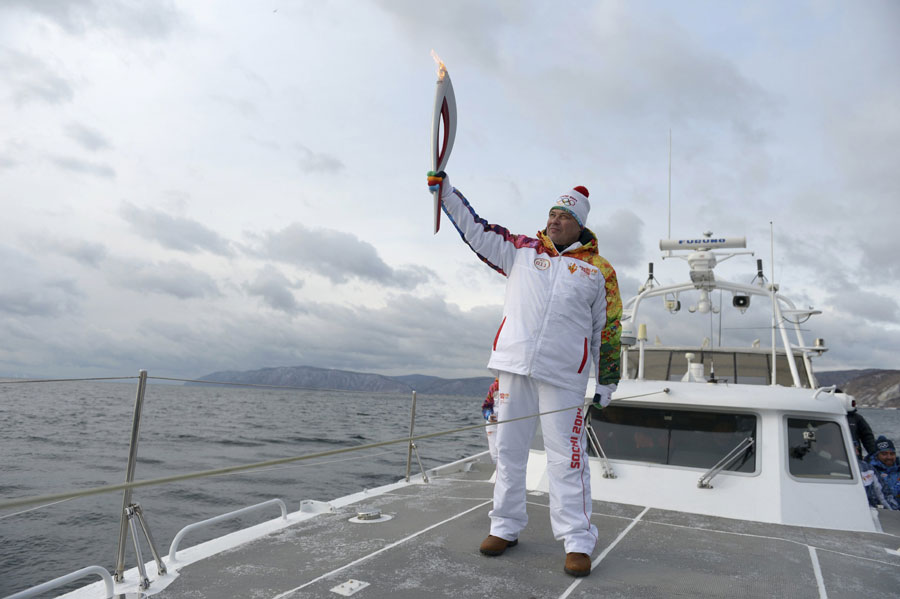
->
[856, 442, 897, 509]
[868, 436, 900, 506]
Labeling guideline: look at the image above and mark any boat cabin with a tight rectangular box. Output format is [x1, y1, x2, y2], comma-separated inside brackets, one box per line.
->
[526, 234, 880, 534]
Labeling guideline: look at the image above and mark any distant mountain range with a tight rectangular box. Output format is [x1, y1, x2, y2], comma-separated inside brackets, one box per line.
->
[191, 365, 495, 397]
[193, 365, 900, 406]
[815, 369, 900, 408]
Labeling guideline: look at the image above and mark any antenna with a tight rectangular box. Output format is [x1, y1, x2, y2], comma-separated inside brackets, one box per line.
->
[667, 129, 672, 244]
[770, 221, 775, 284]
[717, 289, 723, 346]
[769, 221, 776, 386]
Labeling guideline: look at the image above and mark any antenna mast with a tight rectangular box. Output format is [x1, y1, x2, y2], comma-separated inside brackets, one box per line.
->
[667, 129, 672, 240]
[770, 221, 776, 385]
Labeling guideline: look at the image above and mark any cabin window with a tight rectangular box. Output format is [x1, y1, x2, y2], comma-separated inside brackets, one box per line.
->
[734, 353, 769, 385]
[588, 405, 756, 472]
[786, 418, 852, 480]
[622, 349, 812, 387]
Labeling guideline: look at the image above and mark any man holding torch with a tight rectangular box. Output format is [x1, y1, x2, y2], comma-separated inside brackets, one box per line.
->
[426, 172, 622, 577]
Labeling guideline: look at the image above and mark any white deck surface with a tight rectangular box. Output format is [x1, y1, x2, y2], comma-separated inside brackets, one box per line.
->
[118, 455, 900, 599]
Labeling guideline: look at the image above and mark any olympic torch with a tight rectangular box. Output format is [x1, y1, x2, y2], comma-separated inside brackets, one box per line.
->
[430, 51, 457, 234]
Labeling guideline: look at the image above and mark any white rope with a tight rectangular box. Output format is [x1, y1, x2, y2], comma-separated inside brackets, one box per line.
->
[0, 497, 76, 520]
[0, 376, 137, 384]
[147, 375, 401, 395]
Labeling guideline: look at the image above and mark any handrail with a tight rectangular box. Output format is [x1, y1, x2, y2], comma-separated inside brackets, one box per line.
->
[812, 385, 837, 400]
[0, 388, 671, 512]
[697, 436, 755, 489]
[168, 498, 287, 561]
[4, 565, 115, 599]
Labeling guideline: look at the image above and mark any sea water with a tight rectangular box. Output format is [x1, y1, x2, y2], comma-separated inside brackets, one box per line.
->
[1, 381, 898, 597]
[0, 380, 487, 597]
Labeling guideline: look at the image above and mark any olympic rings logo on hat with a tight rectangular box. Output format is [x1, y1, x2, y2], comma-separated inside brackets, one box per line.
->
[557, 196, 577, 206]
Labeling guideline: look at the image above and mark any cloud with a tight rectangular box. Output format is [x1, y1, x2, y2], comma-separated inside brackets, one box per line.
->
[252, 223, 435, 289]
[376, 2, 771, 134]
[119, 202, 235, 256]
[0, 283, 81, 318]
[0, 48, 74, 106]
[105, 259, 221, 299]
[589, 209, 645, 268]
[301, 295, 500, 374]
[211, 94, 259, 118]
[0, 0, 183, 39]
[245, 265, 304, 316]
[198, 294, 502, 378]
[373, 0, 526, 70]
[825, 283, 899, 326]
[0, 290, 504, 380]
[33, 236, 108, 267]
[0, 245, 83, 317]
[64, 122, 111, 151]
[49, 156, 115, 178]
[296, 143, 344, 174]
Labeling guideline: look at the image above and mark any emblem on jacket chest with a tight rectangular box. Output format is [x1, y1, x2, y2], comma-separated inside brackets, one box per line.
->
[566, 261, 598, 278]
[534, 257, 551, 270]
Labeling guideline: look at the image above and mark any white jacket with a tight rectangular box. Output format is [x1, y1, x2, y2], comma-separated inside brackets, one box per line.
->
[441, 185, 622, 394]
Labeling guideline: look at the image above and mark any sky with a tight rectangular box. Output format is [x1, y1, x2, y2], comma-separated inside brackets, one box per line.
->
[0, 0, 898, 380]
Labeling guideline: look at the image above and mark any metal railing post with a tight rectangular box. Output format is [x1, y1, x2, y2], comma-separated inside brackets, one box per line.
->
[405, 391, 417, 482]
[405, 391, 428, 483]
[114, 369, 149, 582]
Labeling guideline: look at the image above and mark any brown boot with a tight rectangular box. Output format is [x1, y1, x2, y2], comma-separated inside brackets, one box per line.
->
[479, 535, 518, 556]
[564, 552, 591, 577]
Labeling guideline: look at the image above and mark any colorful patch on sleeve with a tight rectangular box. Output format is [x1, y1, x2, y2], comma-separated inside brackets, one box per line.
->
[589, 254, 622, 386]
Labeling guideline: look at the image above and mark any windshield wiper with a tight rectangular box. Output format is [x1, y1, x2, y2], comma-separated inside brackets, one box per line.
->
[697, 436, 754, 489]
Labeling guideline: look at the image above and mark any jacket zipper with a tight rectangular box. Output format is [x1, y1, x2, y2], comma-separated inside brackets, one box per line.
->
[528, 254, 563, 374]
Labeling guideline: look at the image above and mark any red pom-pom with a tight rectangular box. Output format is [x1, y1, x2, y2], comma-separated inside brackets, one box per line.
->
[573, 185, 589, 197]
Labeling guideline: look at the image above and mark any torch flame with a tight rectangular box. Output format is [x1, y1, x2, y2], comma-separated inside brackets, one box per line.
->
[430, 49, 447, 81]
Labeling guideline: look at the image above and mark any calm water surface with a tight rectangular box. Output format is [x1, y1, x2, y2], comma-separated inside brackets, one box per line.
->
[0, 380, 487, 596]
[1, 380, 898, 597]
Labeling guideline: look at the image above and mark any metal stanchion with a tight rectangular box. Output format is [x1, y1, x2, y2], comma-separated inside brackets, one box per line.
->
[114, 370, 165, 587]
[405, 391, 428, 483]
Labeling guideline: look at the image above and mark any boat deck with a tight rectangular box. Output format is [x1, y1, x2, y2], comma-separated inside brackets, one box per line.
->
[148, 455, 900, 599]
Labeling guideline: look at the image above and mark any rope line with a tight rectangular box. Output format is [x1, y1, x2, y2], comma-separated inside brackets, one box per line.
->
[147, 376, 407, 395]
[0, 449, 398, 521]
[0, 376, 138, 384]
[0, 388, 668, 512]
[206, 448, 398, 478]
[0, 497, 76, 521]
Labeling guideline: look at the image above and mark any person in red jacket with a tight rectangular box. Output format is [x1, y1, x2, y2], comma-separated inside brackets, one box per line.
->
[428, 171, 622, 577]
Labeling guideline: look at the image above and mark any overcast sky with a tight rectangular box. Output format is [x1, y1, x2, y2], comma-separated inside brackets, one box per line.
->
[1, 1, 898, 380]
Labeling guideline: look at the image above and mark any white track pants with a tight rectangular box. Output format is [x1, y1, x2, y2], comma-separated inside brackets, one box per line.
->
[485, 418, 498, 463]
[489, 372, 598, 554]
